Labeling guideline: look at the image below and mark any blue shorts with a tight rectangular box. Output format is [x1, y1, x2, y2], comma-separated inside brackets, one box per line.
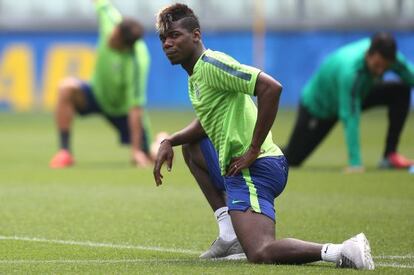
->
[200, 138, 288, 221]
[77, 82, 149, 152]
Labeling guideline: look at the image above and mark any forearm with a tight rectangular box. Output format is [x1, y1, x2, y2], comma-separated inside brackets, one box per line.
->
[251, 72, 282, 151]
[128, 107, 143, 151]
[342, 118, 362, 166]
[167, 119, 207, 147]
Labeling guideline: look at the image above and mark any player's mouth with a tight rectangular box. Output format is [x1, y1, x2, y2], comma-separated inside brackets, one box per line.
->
[165, 50, 178, 58]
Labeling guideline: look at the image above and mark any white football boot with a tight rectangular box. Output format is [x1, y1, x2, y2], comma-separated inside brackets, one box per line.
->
[199, 237, 246, 260]
[337, 233, 375, 270]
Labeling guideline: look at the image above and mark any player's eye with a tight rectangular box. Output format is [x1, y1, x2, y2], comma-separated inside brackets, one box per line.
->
[170, 32, 180, 38]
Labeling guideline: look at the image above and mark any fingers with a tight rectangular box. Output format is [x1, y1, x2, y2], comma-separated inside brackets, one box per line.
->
[166, 156, 173, 171]
[153, 159, 164, 186]
[153, 152, 174, 186]
[226, 160, 242, 176]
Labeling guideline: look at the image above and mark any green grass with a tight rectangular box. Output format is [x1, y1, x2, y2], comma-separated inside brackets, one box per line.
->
[0, 109, 413, 274]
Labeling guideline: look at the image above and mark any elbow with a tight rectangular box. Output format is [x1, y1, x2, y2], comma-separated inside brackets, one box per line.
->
[255, 72, 282, 97]
[270, 79, 282, 96]
[275, 80, 283, 94]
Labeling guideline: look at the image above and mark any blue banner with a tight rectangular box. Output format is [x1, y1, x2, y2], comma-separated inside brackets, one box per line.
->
[0, 31, 413, 111]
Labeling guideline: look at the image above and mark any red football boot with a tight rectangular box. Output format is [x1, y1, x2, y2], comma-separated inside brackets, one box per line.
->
[379, 152, 414, 169]
[49, 150, 74, 168]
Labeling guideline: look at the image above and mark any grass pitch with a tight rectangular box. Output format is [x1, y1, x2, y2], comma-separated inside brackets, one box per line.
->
[0, 109, 413, 274]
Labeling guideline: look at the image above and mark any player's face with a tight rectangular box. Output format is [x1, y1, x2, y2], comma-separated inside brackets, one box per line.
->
[159, 20, 199, 65]
[366, 52, 392, 77]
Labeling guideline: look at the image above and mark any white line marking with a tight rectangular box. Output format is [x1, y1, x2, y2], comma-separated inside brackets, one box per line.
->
[374, 255, 414, 259]
[0, 260, 413, 269]
[2, 235, 413, 270]
[0, 259, 194, 264]
[0, 235, 201, 255]
[376, 263, 414, 269]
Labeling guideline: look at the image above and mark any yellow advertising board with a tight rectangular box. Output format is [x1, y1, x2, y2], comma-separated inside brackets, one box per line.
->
[0, 43, 95, 111]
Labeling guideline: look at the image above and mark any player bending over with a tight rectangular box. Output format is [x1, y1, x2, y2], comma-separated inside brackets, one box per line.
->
[49, 0, 166, 168]
[284, 33, 414, 172]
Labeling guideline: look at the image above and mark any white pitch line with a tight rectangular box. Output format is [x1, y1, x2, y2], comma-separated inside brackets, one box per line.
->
[374, 255, 414, 259]
[0, 260, 413, 269]
[0, 235, 201, 255]
[376, 263, 414, 269]
[0, 259, 193, 265]
[2, 235, 413, 269]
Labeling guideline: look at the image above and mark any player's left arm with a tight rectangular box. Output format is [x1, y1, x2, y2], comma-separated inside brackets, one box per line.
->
[127, 42, 151, 167]
[226, 72, 282, 176]
[128, 107, 151, 167]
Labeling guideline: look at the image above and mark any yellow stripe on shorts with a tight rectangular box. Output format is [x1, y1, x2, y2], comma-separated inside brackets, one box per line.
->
[241, 168, 261, 213]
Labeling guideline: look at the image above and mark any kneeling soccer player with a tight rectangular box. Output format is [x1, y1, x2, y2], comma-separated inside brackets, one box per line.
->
[152, 3, 374, 269]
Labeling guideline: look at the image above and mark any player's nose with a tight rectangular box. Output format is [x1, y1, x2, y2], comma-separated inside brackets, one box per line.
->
[163, 37, 174, 49]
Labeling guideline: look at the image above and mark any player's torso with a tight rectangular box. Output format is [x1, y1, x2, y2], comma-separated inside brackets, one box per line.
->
[92, 44, 132, 109]
[188, 52, 281, 173]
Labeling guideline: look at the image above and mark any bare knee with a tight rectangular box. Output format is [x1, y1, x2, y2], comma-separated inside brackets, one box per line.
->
[58, 77, 81, 101]
[246, 245, 274, 264]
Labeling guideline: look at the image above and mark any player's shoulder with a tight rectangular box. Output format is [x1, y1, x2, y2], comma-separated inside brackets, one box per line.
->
[332, 38, 370, 61]
[202, 49, 241, 67]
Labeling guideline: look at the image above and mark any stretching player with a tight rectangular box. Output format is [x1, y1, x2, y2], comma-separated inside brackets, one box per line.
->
[284, 33, 414, 172]
[152, 3, 374, 269]
[50, 0, 164, 168]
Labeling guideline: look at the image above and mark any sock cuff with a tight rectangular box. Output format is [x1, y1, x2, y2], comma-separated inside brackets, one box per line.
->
[214, 206, 228, 221]
[321, 243, 331, 259]
[321, 243, 343, 263]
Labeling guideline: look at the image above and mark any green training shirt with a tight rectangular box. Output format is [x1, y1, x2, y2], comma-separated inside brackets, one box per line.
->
[189, 49, 283, 175]
[91, 0, 150, 116]
[301, 38, 414, 166]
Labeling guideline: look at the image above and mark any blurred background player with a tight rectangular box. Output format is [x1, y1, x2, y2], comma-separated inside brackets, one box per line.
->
[284, 33, 414, 172]
[153, 4, 374, 269]
[49, 0, 161, 168]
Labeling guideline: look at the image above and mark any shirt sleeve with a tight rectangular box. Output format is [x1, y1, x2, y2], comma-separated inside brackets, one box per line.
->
[126, 40, 150, 108]
[94, 0, 122, 37]
[338, 69, 363, 166]
[202, 54, 261, 96]
[391, 52, 414, 86]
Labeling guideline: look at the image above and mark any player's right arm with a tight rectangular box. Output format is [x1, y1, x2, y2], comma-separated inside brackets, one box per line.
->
[92, 0, 122, 36]
[153, 119, 207, 186]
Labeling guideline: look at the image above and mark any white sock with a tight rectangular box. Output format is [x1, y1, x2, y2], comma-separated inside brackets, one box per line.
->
[214, 207, 236, 241]
[321, 243, 343, 263]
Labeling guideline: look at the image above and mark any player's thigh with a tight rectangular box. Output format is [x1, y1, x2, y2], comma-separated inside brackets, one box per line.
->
[363, 81, 410, 110]
[226, 156, 288, 222]
[198, 138, 225, 191]
[182, 141, 208, 170]
[230, 210, 275, 256]
[58, 77, 88, 109]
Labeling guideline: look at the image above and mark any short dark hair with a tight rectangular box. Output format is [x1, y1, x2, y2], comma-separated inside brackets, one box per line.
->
[368, 32, 397, 61]
[119, 18, 144, 48]
[156, 3, 200, 35]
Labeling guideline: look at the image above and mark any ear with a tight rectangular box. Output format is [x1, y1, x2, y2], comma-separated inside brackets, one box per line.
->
[192, 28, 201, 42]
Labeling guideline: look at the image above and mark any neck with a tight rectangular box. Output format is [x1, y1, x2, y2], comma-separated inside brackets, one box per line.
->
[182, 44, 206, 76]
